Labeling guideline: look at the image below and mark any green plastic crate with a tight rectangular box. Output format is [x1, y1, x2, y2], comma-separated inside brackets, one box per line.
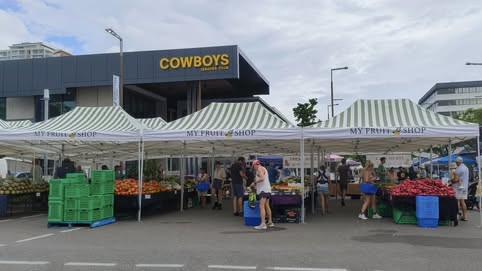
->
[392, 207, 417, 224]
[48, 179, 64, 200]
[90, 181, 114, 195]
[101, 194, 114, 207]
[78, 208, 102, 223]
[91, 170, 115, 183]
[368, 202, 392, 218]
[63, 209, 78, 222]
[64, 198, 79, 210]
[48, 201, 63, 222]
[438, 219, 450, 226]
[79, 196, 102, 209]
[101, 205, 114, 219]
[64, 184, 90, 198]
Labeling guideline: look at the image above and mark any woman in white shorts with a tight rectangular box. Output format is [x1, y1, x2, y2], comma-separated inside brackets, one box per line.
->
[317, 165, 330, 215]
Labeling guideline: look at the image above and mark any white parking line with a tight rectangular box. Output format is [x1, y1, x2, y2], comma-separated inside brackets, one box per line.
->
[0, 244, 6, 247]
[136, 264, 184, 268]
[266, 268, 348, 271]
[15, 233, 55, 243]
[64, 262, 117, 267]
[0, 260, 50, 265]
[20, 214, 46, 219]
[60, 228, 82, 233]
[208, 265, 257, 270]
[0, 219, 12, 223]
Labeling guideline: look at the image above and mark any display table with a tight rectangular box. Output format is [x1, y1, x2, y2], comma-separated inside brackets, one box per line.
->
[114, 190, 181, 216]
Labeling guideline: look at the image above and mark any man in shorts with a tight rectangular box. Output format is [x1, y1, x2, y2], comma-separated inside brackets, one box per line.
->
[337, 158, 351, 207]
[454, 156, 469, 221]
[230, 157, 247, 216]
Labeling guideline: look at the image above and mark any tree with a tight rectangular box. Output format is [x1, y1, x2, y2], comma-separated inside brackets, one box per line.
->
[293, 98, 320, 127]
[454, 107, 482, 125]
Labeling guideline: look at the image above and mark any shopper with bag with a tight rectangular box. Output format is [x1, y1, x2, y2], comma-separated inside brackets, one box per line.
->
[358, 160, 382, 220]
[211, 161, 226, 210]
[317, 165, 330, 215]
[251, 160, 275, 230]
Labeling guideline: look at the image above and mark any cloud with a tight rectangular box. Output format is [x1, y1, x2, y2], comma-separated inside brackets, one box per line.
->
[1, 0, 482, 124]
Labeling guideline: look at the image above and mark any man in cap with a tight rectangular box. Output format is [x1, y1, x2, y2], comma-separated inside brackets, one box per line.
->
[454, 156, 469, 221]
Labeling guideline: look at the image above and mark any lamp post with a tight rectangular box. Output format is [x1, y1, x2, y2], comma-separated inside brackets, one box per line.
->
[105, 28, 123, 107]
[328, 103, 339, 119]
[330, 66, 348, 118]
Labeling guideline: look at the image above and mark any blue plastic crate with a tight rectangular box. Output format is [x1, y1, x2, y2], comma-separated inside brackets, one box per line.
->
[417, 218, 438, 228]
[245, 217, 262, 226]
[416, 196, 439, 219]
[243, 201, 260, 218]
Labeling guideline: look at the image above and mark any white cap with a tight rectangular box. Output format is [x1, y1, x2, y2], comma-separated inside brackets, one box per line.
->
[455, 157, 463, 163]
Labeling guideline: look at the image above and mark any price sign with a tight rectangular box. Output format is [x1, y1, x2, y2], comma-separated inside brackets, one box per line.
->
[145, 195, 151, 199]
[36, 192, 41, 197]
[174, 190, 178, 195]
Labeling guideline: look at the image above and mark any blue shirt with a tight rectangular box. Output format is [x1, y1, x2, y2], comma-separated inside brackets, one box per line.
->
[268, 167, 279, 183]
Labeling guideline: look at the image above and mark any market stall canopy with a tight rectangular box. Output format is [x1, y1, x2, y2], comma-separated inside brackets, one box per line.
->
[138, 117, 167, 129]
[1, 120, 33, 128]
[304, 99, 479, 153]
[431, 154, 477, 166]
[143, 102, 299, 141]
[0, 106, 144, 142]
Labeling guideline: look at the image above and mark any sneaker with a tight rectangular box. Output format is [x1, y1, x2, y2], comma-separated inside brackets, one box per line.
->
[372, 213, 382, 219]
[217, 204, 222, 210]
[358, 213, 368, 220]
[233, 212, 239, 216]
[267, 222, 275, 228]
[341, 200, 346, 207]
[254, 224, 267, 230]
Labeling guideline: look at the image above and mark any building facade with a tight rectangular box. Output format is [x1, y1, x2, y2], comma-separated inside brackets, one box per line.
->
[0, 45, 270, 122]
[418, 80, 482, 116]
[0, 42, 71, 61]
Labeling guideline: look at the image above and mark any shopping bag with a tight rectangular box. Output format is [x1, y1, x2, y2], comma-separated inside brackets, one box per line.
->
[248, 192, 257, 209]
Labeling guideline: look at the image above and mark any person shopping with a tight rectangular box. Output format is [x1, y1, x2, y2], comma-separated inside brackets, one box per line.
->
[317, 165, 330, 215]
[197, 168, 210, 208]
[251, 160, 275, 230]
[359, 160, 382, 220]
[211, 161, 226, 210]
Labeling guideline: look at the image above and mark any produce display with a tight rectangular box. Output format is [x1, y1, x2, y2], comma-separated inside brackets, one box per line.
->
[114, 179, 172, 195]
[0, 179, 49, 195]
[389, 179, 456, 197]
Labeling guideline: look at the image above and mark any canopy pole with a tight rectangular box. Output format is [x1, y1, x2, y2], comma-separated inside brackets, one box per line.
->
[477, 136, 481, 228]
[310, 140, 315, 214]
[300, 127, 305, 224]
[429, 145, 433, 179]
[448, 139, 452, 169]
[137, 139, 143, 222]
[180, 142, 186, 212]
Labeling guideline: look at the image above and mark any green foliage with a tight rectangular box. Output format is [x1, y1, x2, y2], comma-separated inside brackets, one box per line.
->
[143, 159, 159, 180]
[454, 107, 482, 125]
[293, 98, 320, 127]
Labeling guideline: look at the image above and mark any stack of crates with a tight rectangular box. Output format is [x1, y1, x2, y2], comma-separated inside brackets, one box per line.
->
[415, 196, 439, 228]
[48, 171, 115, 224]
[48, 179, 65, 223]
[90, 170, 115, 220]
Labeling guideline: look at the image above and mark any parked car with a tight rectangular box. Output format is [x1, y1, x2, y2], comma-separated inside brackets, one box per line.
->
[14, 172, 32, 179]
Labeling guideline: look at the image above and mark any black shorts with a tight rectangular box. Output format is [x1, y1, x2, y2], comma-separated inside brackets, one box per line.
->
[259, 192, 271, 199]
[212, 179, 223, 190]
[339, 181, 348, 191]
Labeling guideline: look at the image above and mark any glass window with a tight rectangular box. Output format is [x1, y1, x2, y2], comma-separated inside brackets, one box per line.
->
[437, 88, 455, 95]
[0, 98, 6, 120]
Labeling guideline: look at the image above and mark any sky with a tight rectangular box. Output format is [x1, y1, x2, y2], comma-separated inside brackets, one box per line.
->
[1, 0, 482, 123]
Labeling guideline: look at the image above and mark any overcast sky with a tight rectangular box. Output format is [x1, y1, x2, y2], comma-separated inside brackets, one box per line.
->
[1, 0, 482, 123]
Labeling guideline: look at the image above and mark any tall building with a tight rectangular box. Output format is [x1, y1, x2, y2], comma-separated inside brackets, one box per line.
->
[418, 80, 482, 116]
[0, 42, 71, 61]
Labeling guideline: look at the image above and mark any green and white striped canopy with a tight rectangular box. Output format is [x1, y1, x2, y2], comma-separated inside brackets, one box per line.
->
[163, 102, 293, 130]
[138, 118, 167, 129]
[6, 120, 33, 128]
[0, 106, 144, 141]
[143, 102, 298, 141]
[311, 99, 473, 128]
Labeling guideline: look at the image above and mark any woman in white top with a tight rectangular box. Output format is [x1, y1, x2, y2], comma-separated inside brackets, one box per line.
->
[250, 160, 275, 230]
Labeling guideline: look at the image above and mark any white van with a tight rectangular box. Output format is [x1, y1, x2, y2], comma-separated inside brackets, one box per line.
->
[0, 157, 32, 178]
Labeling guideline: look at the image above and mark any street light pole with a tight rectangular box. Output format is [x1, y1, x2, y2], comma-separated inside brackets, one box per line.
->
[466, 62, 482, 66]
[105, 28, 124, 107]
[330, 66, 348, 118]
[327, 103, 339, 119]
